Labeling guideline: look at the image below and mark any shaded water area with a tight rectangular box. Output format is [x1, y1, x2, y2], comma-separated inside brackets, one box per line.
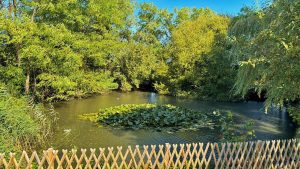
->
[49, 91, 296, 149]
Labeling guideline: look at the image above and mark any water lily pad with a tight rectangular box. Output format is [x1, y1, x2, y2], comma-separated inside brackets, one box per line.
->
[81, 104, 225, 132]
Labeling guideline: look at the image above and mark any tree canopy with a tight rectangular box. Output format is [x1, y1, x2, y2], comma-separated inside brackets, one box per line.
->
[0, 0, 298, 105]
[230, 0, 300, 121]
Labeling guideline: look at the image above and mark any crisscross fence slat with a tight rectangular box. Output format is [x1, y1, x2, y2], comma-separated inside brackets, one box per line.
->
[0, 139, 299, 168]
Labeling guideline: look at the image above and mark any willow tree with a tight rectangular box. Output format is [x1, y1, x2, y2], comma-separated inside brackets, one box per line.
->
[230, 0, 300, 121]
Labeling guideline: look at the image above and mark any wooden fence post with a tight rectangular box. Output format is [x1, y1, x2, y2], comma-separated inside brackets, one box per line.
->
[48, 148, 54, 169]
[165, 143, 170, 168]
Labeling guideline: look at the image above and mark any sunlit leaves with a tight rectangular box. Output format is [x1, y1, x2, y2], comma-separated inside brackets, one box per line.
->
[231, 0, 300, 120]
[162, 10, 231, 97]
[0, 83, 56, 152]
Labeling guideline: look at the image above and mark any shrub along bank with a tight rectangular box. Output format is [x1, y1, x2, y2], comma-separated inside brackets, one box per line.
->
[0, 84, 57, 153]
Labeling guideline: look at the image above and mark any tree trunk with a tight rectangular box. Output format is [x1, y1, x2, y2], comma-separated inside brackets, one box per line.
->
[25, 69, 30, 94]
[31, 7, 37, 22]
[13, 0, 17, 16]
[16, 45, 21, 67]
[8, 1, 13, 16]
[33, 73, 37, 93]
[0, 0, 3, 9]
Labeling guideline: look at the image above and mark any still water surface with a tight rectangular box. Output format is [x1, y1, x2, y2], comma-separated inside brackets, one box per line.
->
[49, 91, 296, 149]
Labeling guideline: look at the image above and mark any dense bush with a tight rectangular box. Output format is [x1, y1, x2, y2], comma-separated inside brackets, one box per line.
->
[0, 84, 57, 153]
[36, 72, 117, 101]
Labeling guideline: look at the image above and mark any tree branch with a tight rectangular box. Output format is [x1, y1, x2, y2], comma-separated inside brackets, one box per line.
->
[31, 7, 37, 22]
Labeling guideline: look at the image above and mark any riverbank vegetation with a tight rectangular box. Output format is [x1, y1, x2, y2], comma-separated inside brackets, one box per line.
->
[0, 0, 299, 151]
[0, 0, 244, 102]
[0, 84, 57, 153]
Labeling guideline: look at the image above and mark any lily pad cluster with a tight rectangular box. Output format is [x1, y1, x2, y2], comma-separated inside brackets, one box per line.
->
[81, 104, 226, 131]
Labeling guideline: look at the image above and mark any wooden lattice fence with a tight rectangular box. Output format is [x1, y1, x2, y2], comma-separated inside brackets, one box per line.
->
[0, 139, 299, 168]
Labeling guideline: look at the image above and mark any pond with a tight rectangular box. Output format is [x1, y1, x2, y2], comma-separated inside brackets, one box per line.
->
[48, 91, 296, 149]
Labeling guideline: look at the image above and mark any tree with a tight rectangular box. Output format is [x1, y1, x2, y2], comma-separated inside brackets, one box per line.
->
[0, 0, 131, 100]
[112, 2, 173, 92]
[230, 0, 300, 121]
[158, 9, 232, 98]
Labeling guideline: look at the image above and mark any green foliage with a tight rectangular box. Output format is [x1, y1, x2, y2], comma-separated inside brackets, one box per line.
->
[154, 82, 169, 95]
[191, 35, 238, 101]
[154, 10, 236, 100]
[230, 0, 300, 119]
[1, 0, 297, 106]
[288, 104, 300, 123]
[0, 83, 57, 153]
[81, 104, 219, 131]
[36, 72, 117, 101]
[0, 0, 297, 152]
[135, 3, 173, 44]
[0, 65, 24, 92]
[0, 1, 123, 101]
[0, 0, 239, 102]
[81, 104, 254, 141]
[115, 43, 158, 90]
[120, 80, 133, 92]
[27, 0, 133, 33]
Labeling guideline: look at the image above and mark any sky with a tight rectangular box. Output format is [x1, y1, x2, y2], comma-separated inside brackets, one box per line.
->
[136, 0, 258, 15]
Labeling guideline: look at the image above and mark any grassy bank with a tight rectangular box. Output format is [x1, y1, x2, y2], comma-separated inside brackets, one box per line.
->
[0, 84, 57, 153]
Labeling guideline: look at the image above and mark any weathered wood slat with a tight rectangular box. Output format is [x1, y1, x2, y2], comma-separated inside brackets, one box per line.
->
[0, 139, 299, 169]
